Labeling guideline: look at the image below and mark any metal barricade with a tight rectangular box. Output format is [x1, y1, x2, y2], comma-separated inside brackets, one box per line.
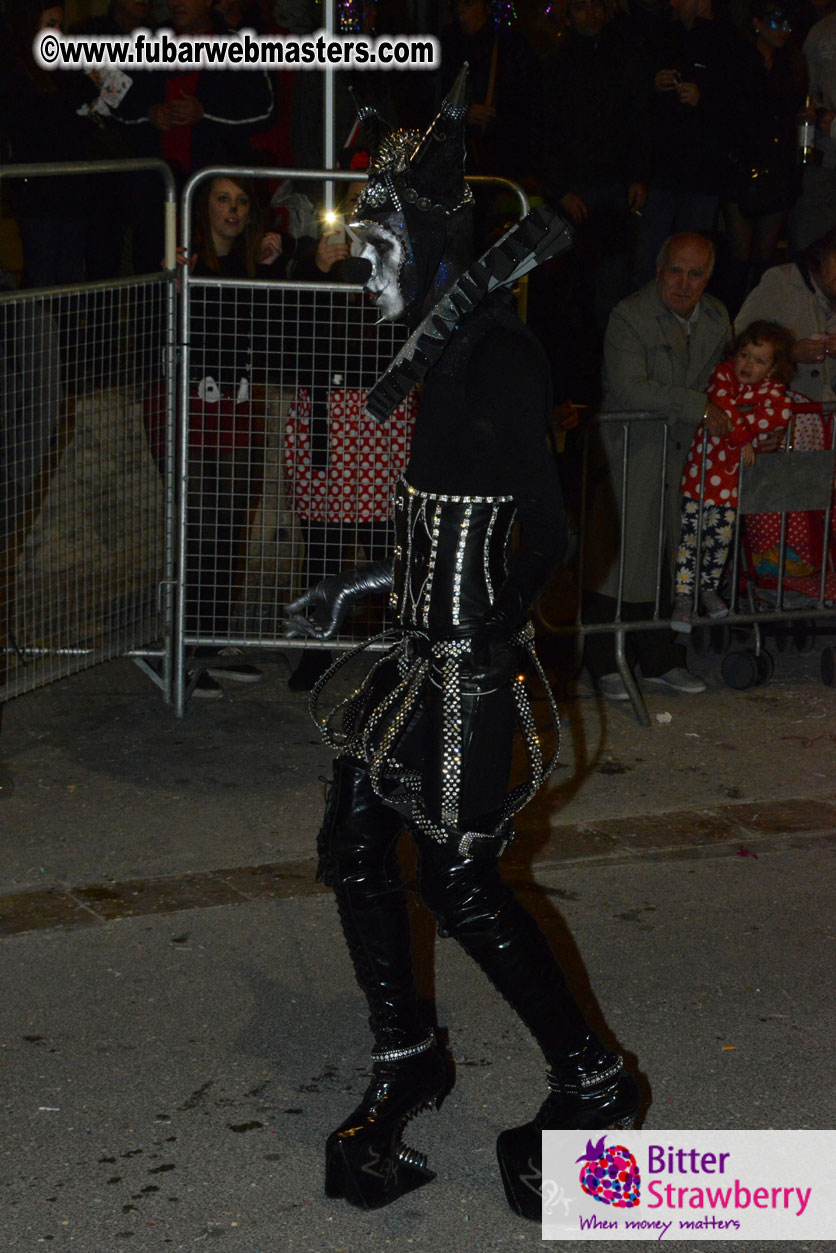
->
[0, 160, 177, 707]
[542, 407, 836, 724]
[175, 166, 528, 712]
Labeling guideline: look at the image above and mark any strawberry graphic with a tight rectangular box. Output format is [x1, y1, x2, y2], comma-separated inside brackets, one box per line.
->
[576, 1135, 641, 1208]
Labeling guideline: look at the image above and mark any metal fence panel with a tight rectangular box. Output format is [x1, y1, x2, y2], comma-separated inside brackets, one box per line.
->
[175, 167, 530, 710]
[177, 279, 413, 652]
[0, 157, 178, 706]
[568, 409, 836, 618]
[0, 276, 174, 702]
[544, 406, 836, 722]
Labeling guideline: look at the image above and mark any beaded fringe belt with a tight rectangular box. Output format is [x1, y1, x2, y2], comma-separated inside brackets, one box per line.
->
[308, 621, 560, 859]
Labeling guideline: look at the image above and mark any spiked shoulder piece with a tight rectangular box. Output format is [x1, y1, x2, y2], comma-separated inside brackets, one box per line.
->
[364, 204, 575, 422]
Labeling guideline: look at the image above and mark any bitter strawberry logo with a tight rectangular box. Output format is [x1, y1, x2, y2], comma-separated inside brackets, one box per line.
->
[576, 1135, 641, 1208]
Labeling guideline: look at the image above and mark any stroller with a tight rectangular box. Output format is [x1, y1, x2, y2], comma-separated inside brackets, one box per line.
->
[717, 396, 836, 688]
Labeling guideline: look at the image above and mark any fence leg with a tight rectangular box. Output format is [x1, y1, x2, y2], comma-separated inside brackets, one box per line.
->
[614, 628, 650, 727]
[174, 636, 188, 717]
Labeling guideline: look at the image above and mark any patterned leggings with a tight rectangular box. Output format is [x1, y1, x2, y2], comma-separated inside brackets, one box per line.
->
[675, 498, 737, 597]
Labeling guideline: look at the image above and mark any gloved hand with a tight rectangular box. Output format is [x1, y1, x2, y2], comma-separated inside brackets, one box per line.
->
[285, 559, 393, 641]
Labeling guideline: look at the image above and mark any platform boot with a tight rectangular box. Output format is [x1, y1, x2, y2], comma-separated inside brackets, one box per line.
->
[496, 1036, 640, 1220]
[417, 843, 640, 1220]
[319, 758, 449, 1210]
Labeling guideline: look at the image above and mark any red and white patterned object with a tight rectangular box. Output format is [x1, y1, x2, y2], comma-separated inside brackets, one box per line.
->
[681, 360, 793, 507]
[745, 393, 836, 583]
[284, 387, 417, 524]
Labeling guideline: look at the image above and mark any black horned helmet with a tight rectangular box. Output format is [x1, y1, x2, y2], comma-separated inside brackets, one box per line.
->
[349, 65, 474, 328]
[353, 64, 472, 220]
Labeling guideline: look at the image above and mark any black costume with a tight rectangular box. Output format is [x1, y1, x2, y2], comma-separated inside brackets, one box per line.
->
[313, 290, 565, 856]
[288, 70, 640, 1218]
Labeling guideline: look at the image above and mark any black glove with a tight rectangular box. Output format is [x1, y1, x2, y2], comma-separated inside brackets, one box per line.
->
[285, 559, 393, 641]
[465, 590, 526, 687]
[466, 520, 559, 679]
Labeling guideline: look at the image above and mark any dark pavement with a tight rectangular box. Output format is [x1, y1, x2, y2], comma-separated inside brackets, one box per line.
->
[1, 641, 835, 1251]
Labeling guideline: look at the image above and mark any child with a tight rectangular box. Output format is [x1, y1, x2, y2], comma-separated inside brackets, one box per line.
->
[672, 320, 796, 632]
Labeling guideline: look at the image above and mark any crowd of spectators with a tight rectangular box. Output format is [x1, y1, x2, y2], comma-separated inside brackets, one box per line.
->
[2, 0, 835, 314]
[2, 0, 836, 700]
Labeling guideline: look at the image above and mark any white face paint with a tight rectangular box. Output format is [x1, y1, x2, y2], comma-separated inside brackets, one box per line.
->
[348, 222, 406, 321]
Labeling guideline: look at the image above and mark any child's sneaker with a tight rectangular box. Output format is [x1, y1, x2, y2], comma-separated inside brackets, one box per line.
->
[671, 595, 693, 633]
[702, 589, 728, 619]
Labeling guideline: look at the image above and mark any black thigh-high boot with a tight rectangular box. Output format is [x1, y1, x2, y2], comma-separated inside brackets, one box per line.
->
[318, 757, 449, 1210]
[417, 836, 639, 1220]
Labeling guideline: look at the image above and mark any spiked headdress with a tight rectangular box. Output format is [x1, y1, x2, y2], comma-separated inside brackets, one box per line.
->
[352, 65, 473, 223]
[349, 65, 576, 417]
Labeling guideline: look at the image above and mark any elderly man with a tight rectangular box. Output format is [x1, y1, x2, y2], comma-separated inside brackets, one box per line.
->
[584, 232, 730, 697]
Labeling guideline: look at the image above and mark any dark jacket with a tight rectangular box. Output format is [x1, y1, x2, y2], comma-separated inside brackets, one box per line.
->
[0, 52, 99, 217]
[728, 33, 807, 209]
[111, 24, 275, 177]
[541, 25, 650, 200]
[189, 252, 277, 390]
[440, 22, 542, 180]
[644, 16, 738, 195]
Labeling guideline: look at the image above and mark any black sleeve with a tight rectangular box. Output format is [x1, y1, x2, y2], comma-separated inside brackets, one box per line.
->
[466, 326, 568, 623]
[196, 66, 275, 132]
[109, 68, 166, 124]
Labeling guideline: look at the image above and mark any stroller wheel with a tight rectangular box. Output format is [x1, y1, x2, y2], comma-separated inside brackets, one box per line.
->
[721, 649, 759, 690]
[822, 647, 835, 687]
[754, 651, 774, 685]
[793, 620, 816, 653]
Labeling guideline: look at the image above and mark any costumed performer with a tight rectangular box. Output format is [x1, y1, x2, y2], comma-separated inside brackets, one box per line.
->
[285, 66, 641, 1220]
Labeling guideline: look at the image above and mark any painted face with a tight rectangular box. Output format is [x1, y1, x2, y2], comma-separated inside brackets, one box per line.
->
[207, 178, 250, 254]
[349, 221, 407, 321]
[657, 237, 713, 318]
[39, 6, 64, 30]
[733, 340, 775, 386]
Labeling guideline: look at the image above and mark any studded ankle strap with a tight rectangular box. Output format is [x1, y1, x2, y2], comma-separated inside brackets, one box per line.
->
[547, 1054, 623, 1095]
[372, 1032, 436, 1063]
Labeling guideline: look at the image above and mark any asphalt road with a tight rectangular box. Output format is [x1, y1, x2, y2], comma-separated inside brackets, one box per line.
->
[2, 646, 835, 1251]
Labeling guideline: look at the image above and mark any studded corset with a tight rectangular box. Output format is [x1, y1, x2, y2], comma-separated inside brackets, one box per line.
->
[309, 477, 560, 858]
[391, 477, 517, 634]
